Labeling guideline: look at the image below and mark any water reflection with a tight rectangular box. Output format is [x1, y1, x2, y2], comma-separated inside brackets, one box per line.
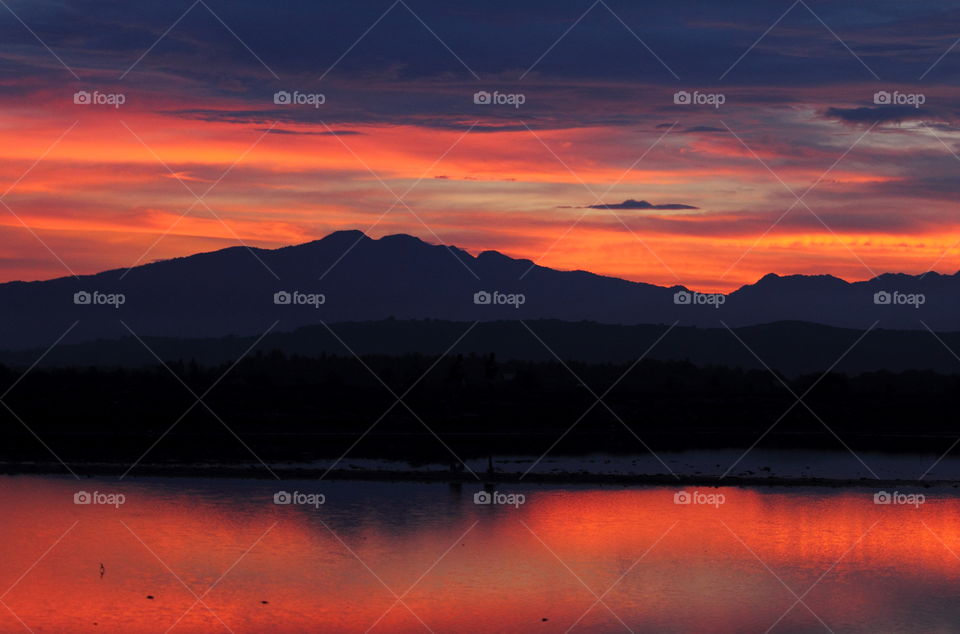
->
[0, 476, 957, 632]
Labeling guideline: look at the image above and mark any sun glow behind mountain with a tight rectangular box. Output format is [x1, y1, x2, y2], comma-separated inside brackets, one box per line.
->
[1, 2, 959, 291]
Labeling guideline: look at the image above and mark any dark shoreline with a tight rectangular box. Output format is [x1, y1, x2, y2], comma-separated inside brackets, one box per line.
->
[2, 461, 954, 489]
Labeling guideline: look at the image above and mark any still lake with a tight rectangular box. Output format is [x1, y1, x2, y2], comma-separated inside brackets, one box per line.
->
[0, 475, 955, 633]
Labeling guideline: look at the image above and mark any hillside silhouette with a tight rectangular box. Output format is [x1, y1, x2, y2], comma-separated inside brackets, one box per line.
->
[0, 231, 956, 351]
[2, 319, 960, 376]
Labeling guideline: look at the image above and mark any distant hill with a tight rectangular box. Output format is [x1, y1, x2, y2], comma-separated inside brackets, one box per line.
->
[0, 230, 956, 350]
[2, 319, 959, 377]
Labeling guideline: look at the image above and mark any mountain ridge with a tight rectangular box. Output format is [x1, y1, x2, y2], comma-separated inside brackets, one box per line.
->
[10, 229, 955, 290]
[0, 230, 956, 351]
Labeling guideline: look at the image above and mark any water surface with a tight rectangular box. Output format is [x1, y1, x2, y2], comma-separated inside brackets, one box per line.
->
[0, 476, 956, 632]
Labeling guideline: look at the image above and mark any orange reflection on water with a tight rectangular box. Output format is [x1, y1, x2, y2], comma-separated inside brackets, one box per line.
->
[0, 478, 958, 633]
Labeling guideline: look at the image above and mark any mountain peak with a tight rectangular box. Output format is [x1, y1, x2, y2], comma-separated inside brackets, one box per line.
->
[378, 233, 429, 245]
[323, 229, 370, 243]
[750, 272, 847, 287]
[287, 230, 370, 251]
[0, 229, 956, 354]
[477, 249, 510, 261]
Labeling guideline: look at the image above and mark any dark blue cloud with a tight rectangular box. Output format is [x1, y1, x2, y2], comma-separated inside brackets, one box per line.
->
[4, 0, 960, 136]
[585, 199, 699, 210]
[825, 105, 931, 125]
[5, 0, 960, 86]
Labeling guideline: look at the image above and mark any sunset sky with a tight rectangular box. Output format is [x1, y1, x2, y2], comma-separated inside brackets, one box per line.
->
[2, 0, 960, 290]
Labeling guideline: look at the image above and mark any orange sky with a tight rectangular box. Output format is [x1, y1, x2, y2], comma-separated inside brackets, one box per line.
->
[1, 88, 959, 292]
[3, 1, 960, 291]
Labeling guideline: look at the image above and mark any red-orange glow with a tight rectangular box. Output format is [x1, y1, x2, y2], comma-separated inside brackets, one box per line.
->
[0, 96, 957, 288]
[1, 479, 959, 632]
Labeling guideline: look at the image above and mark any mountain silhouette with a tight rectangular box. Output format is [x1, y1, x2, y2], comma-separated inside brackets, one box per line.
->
[0, 230, 955, 350]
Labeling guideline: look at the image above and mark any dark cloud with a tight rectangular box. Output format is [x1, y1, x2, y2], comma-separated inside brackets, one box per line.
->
[257, 128, 363, 136]
[825, 106, 930, 125]
[656, 123, 724, 133]
[585, 199, 699, 211]
[7, 0, 956, 139]
[6, 0, 960, 92]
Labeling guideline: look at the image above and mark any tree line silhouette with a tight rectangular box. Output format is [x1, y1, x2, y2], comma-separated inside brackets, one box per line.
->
[1, 350, 957, 464]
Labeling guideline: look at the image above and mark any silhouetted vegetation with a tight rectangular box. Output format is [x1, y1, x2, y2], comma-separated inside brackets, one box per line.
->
[5, 319, 960, 376]
[1, 350, 958, 465]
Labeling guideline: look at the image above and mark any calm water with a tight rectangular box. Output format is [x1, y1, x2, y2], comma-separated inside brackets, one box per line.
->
[0, 476, 957, 633]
